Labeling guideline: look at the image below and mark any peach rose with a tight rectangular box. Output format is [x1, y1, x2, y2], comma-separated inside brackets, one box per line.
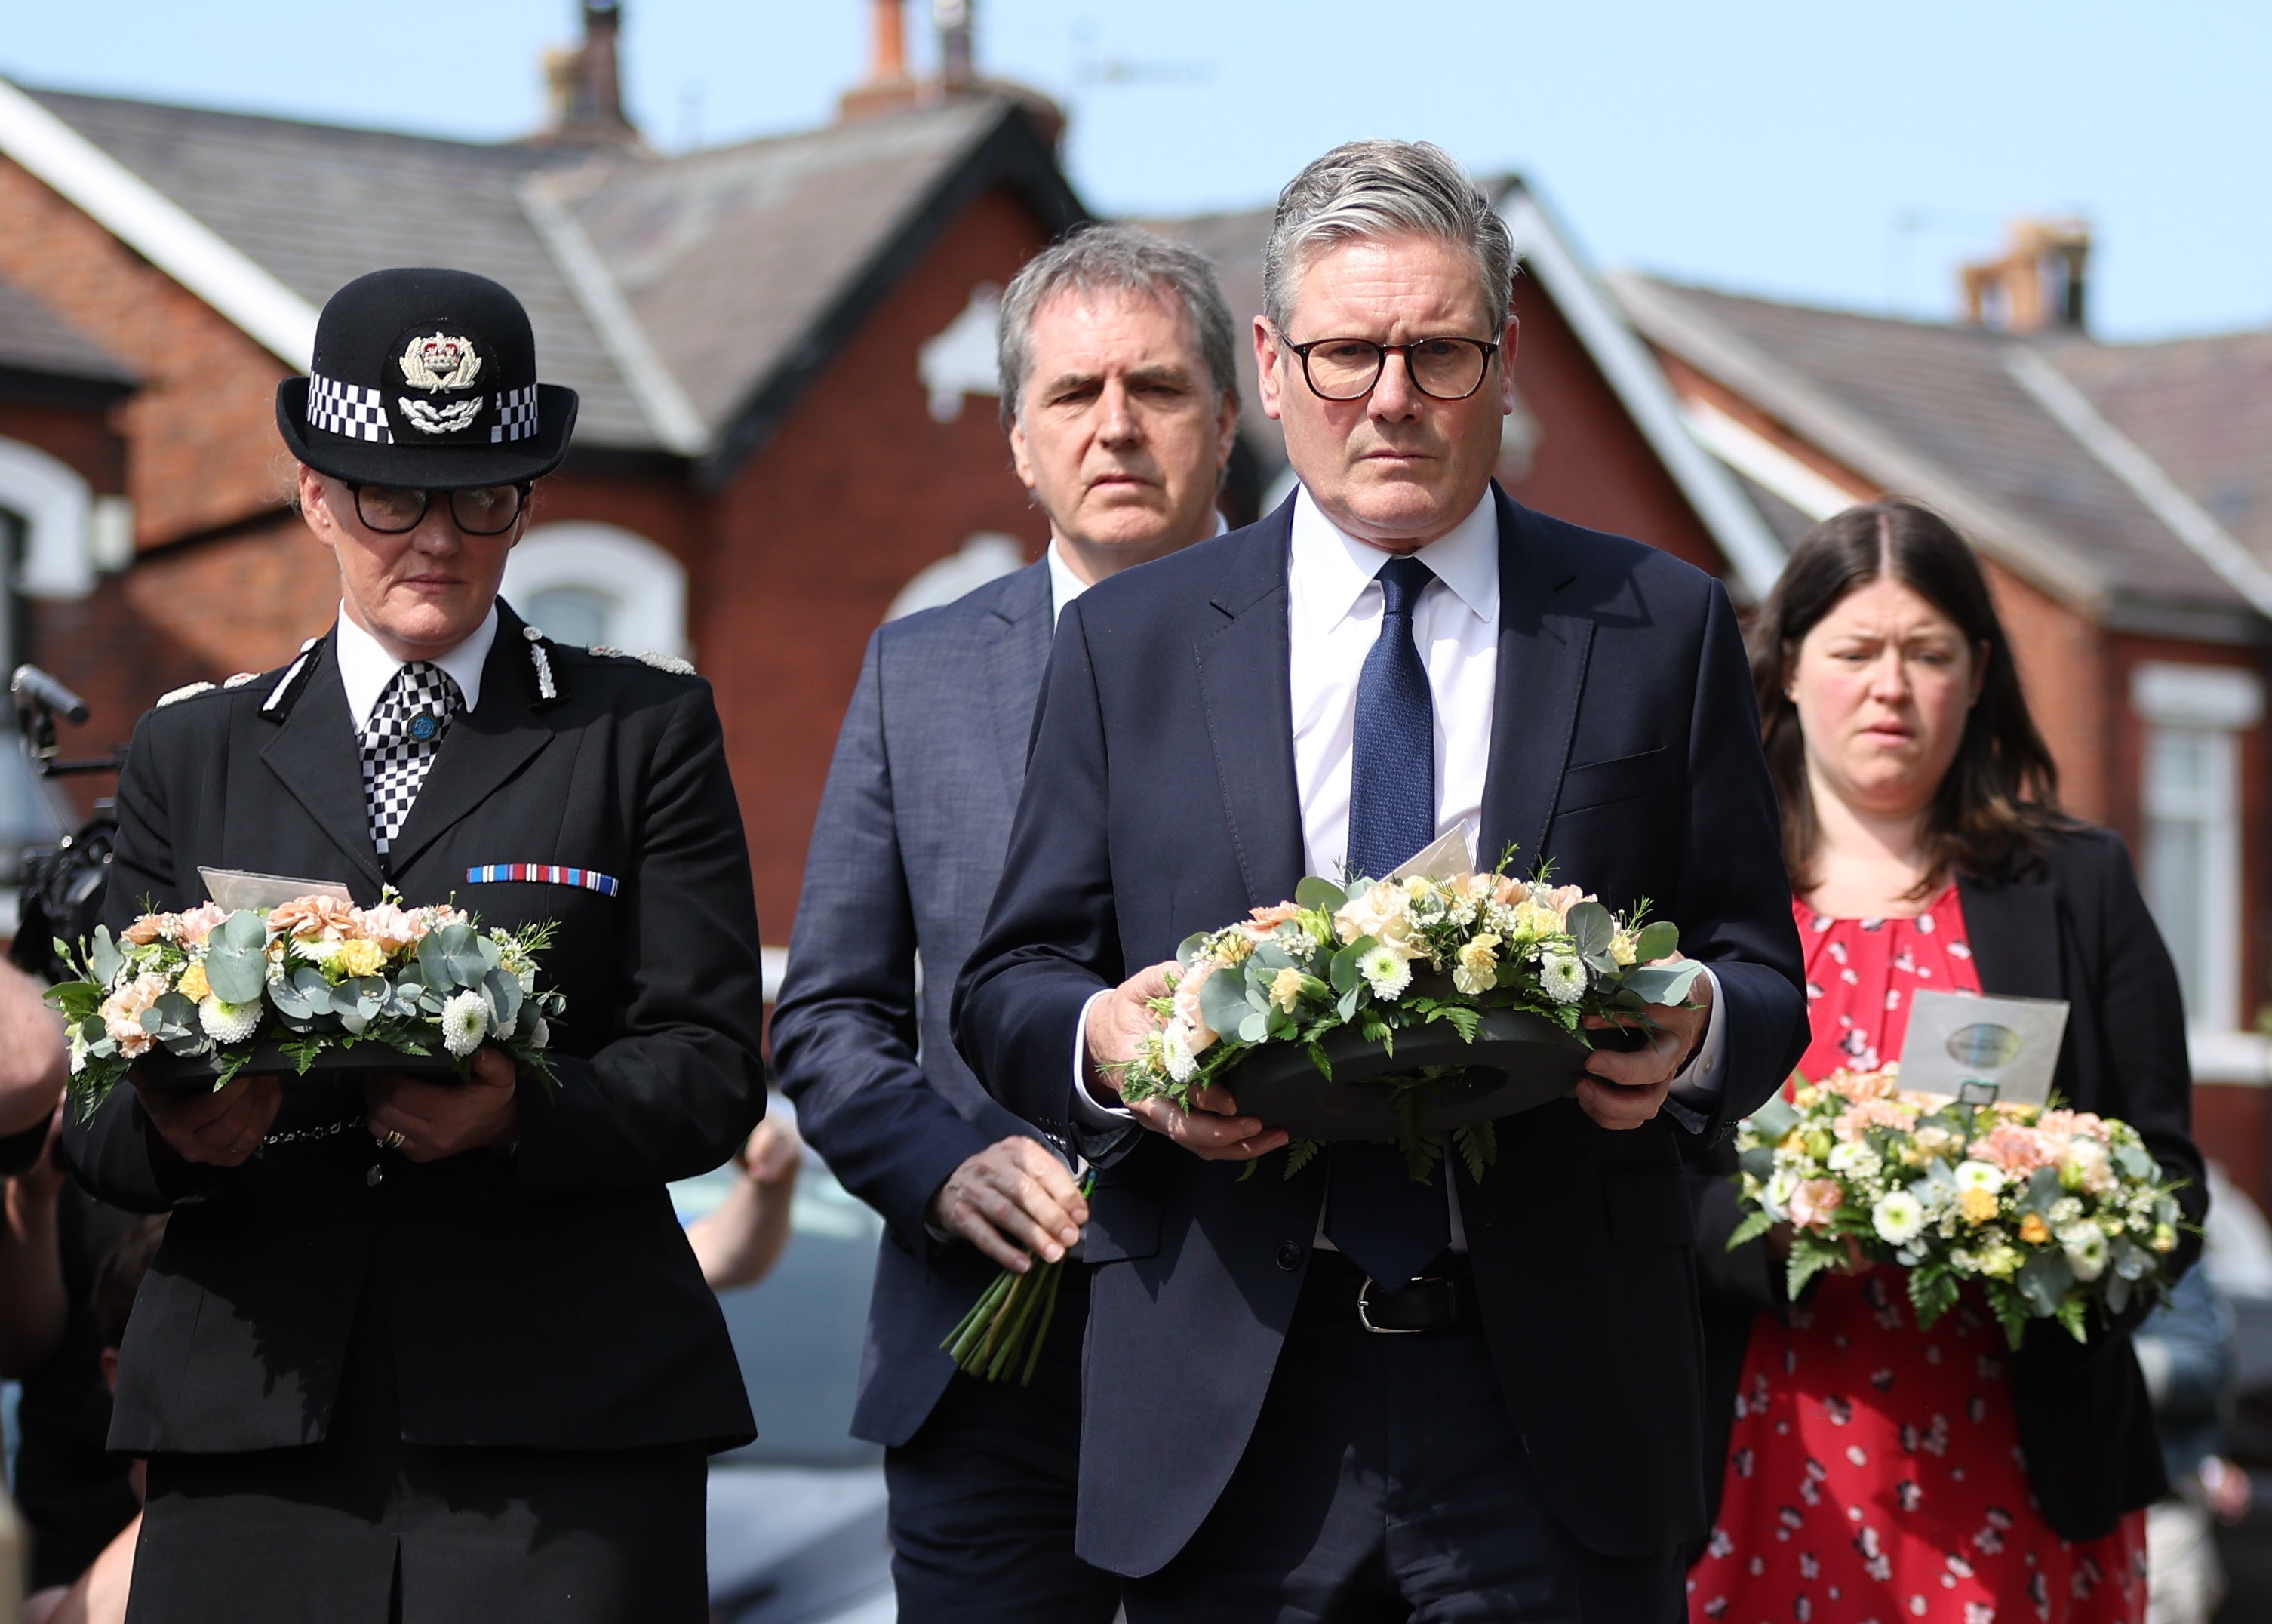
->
[1969, 1122, 2059, 1174]
[352, 901, 429, 952]
[1172, 961, 1220, 1053]
[99, 971, 171, 1058]
[174, 903, 229, 947]
[1788, 1178, 1844, 1232]
[1248, 902, 1305, 929]
[267, 896, 358, 942]
[120, 915, 171, 946]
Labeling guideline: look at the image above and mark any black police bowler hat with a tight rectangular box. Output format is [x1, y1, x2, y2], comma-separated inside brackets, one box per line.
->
[276, 267, 579, 489]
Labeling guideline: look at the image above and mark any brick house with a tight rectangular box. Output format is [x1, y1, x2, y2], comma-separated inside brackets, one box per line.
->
[1616, 258, 2272, 1201]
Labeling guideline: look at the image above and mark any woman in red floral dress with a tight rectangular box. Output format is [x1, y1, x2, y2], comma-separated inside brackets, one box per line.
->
[1686, 501, 2204, 1624]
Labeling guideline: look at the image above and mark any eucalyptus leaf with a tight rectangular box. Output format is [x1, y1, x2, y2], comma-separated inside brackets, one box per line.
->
[1747, 1094, 1800, 1144]
[2022, 1166, 2064, 1215]
[1738, 1146, 1777, 1182]
[204, 945, 266, 1007]
[88, 927, 122, 988]
[1236, 1010, 1268, 1044]
[1294, 875, 1347, 913]
[1621, 961, 1705, 1007]
[2015, 1250, 2074, 1317]
[1250, 943, 1294, 974]
[217, 909, 266, 952]
[484, 967, 523, 1026]
[1632, 919, 1679, 963]
[1200, 969, 1253, 1041]
[2104, 1271, 2132, 1316]
[290, 966, 335, 1016]
[1176, 933, 1208, 971]
[1329, 938, 1375, 998]
[1565, 902, 1615, 970]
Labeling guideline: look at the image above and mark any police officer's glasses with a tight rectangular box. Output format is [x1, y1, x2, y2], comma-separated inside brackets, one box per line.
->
[1279, 335, 1501, 402]
[349, 483, 530, 536]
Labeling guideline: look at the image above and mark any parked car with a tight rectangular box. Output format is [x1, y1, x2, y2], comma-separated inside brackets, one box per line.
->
[674, 1125, 895, 1624]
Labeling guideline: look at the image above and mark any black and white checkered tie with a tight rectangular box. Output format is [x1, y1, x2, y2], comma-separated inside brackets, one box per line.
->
[360, 663, 464, 857]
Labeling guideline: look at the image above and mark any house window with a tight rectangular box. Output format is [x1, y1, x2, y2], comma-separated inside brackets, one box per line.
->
[2132, 662, 2264, 1029]
[500, 523, 688, 657]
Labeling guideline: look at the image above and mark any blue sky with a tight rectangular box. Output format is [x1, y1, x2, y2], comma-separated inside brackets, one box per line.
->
[2, 1, 2263, 340]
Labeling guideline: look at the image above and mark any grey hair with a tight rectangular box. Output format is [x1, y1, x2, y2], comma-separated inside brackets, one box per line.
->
[1261, 140, 1514, 337]
[995, 223, 1240, 430]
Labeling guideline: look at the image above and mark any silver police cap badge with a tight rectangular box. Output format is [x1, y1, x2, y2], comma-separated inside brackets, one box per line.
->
[393, 328, 488, 437]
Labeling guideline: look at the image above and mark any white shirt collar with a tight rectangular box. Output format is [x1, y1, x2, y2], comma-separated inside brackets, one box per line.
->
[1287, 484, 1500, 633]
[1046, 512, 1231, 625]
[332, 601, 498, 730]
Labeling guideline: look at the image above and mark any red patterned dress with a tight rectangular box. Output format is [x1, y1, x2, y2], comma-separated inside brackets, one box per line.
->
[1686, 886, 2147, 1624]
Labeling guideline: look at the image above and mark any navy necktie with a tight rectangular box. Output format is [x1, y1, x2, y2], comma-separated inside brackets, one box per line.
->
[1326, 553, 1452, 1284]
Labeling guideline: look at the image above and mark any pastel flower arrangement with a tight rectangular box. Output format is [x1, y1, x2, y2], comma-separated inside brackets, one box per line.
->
[1114, 863, 1703, 1181]
[49, 891, 564, 1114]
[1729, 1066, 2187, 1348]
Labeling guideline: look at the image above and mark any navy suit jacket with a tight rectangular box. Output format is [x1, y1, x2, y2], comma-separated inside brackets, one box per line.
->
[770, 562, 1058, 1447]
[953, 489, 1809, 1573]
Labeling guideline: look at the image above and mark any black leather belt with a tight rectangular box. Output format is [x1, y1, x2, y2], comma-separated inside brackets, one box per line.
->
[1298, 1249, 1476, 1334]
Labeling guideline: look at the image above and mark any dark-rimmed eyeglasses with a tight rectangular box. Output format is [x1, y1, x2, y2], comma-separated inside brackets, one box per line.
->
[349, 483, 530, 537]
[1277, 334, 1501, 402]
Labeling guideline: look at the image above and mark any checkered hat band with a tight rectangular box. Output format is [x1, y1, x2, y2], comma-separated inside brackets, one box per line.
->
[490, 385, 540, 444]
[308, 372, 394, 444]
[360, 663, 466, 857]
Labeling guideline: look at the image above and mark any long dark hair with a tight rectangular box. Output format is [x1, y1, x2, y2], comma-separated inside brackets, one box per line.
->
[1750, 499, 2067, 897]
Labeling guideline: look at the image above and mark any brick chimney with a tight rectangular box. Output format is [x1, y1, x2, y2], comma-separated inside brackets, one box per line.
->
[1960, 217, 2092, 334]
[533, 2, 642, 149]
[838, 0, 923, 121]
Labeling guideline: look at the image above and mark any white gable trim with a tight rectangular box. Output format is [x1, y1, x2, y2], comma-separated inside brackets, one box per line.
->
[2006, 346, 2272, 622]
[518, 178, 708, 457]
[1498, 186, 1786, 601]
[1678, 397, 1865, 524]
[0, 77, 317, 369]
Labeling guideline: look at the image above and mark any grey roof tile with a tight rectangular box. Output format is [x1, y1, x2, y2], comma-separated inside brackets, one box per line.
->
[1629, 279, 2243, 611]
[28, 88, 658, 448]
[0, 272, 134, 383]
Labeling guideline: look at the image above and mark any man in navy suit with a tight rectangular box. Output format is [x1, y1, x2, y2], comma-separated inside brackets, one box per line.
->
[953, 142, 1808, 1620]
[769, 225, 1241, 1622]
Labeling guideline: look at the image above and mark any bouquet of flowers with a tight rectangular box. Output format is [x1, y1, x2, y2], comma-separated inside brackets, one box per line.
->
[946, 860, 1702, 1386]
[1728, 1066, 2187, 1348]
[50, 891, 564, 1116]
[1114, 863, 1703, 1181]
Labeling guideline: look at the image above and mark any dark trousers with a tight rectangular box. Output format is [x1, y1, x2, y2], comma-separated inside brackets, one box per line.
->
[1122, 1262, 1683, 1623]
[884, 1266, 1119, 1624]
[128, 1286, 709, 1624]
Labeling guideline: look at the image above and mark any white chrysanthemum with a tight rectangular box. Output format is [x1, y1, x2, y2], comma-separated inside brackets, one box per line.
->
[1953, 1159, 2006, 1195]
[1828, 1140, 1880, 1178]
[1872, 1189, 1926, 1246]
[198, 997, 260, 1044]
[1539, 952, 1586, 1004]
[2058, 1222, 2108, 1282]
[440, 989, 489, 1057]
[1358, 945, 1413, 1000]
[1161, 1024, 1198, 1084]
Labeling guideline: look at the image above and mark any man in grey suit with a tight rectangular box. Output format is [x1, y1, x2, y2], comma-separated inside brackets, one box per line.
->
[769, 225, 1241, 1623]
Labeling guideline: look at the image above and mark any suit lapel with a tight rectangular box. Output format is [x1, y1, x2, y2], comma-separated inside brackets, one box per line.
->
[985, 562, 1055, 798]
[1954, 873, 2064, 1000]
[1197, 500, 1305, 905]
[259, 638, 387, 891]
[1478, 488, 1596, 872]
[383, 611, 554, 875]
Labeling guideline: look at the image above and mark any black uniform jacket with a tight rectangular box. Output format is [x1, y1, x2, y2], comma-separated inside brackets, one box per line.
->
[62, 604, 766, 1458]
[1692, 824, 2207, 1545]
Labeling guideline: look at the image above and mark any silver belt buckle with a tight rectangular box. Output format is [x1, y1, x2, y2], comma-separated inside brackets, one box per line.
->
[1356, 1276, 1426, 1335]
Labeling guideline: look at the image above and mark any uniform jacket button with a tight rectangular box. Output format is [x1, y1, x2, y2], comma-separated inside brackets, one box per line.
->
[1275, 1241, 1303, 1272]
[367, 1165, 385, 1187]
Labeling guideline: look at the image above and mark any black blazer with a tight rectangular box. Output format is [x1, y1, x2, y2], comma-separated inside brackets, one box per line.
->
[62, 604, 767, 1457]
[1691, 824, 2206, 1544]
[952, 488, 1810, 1573]
[769, 562, 1060, 1447]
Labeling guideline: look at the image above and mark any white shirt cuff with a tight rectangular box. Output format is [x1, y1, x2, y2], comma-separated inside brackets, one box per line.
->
[1664, 965, 1727, 1112]
[1069, 988, 1139, 1127]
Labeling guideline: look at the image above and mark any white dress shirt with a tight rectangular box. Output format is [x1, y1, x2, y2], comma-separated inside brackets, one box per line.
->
[332, 601, 498, 729]
[1067, 489, 1724, 1186]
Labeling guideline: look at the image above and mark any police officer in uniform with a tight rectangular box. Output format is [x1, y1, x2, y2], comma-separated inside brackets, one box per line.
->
[61, 268, 767, 1624]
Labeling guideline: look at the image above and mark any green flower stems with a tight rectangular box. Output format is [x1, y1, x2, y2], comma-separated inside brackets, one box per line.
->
[942, 1173, 1090, 1386]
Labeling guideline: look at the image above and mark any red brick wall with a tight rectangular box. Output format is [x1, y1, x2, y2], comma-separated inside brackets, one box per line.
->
[0, 399, 125, 494]
[0, 157, 290, 549]
[1981, 558, 2110, 826]
[1501, 286, 1728, 577]
[702, 185, 1057, 937]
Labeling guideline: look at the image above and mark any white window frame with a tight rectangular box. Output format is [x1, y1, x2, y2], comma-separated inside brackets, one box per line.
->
[500, 522, 687, 659]
[2133, 661, 2264, 1033]
[0, 434, 98, 601]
